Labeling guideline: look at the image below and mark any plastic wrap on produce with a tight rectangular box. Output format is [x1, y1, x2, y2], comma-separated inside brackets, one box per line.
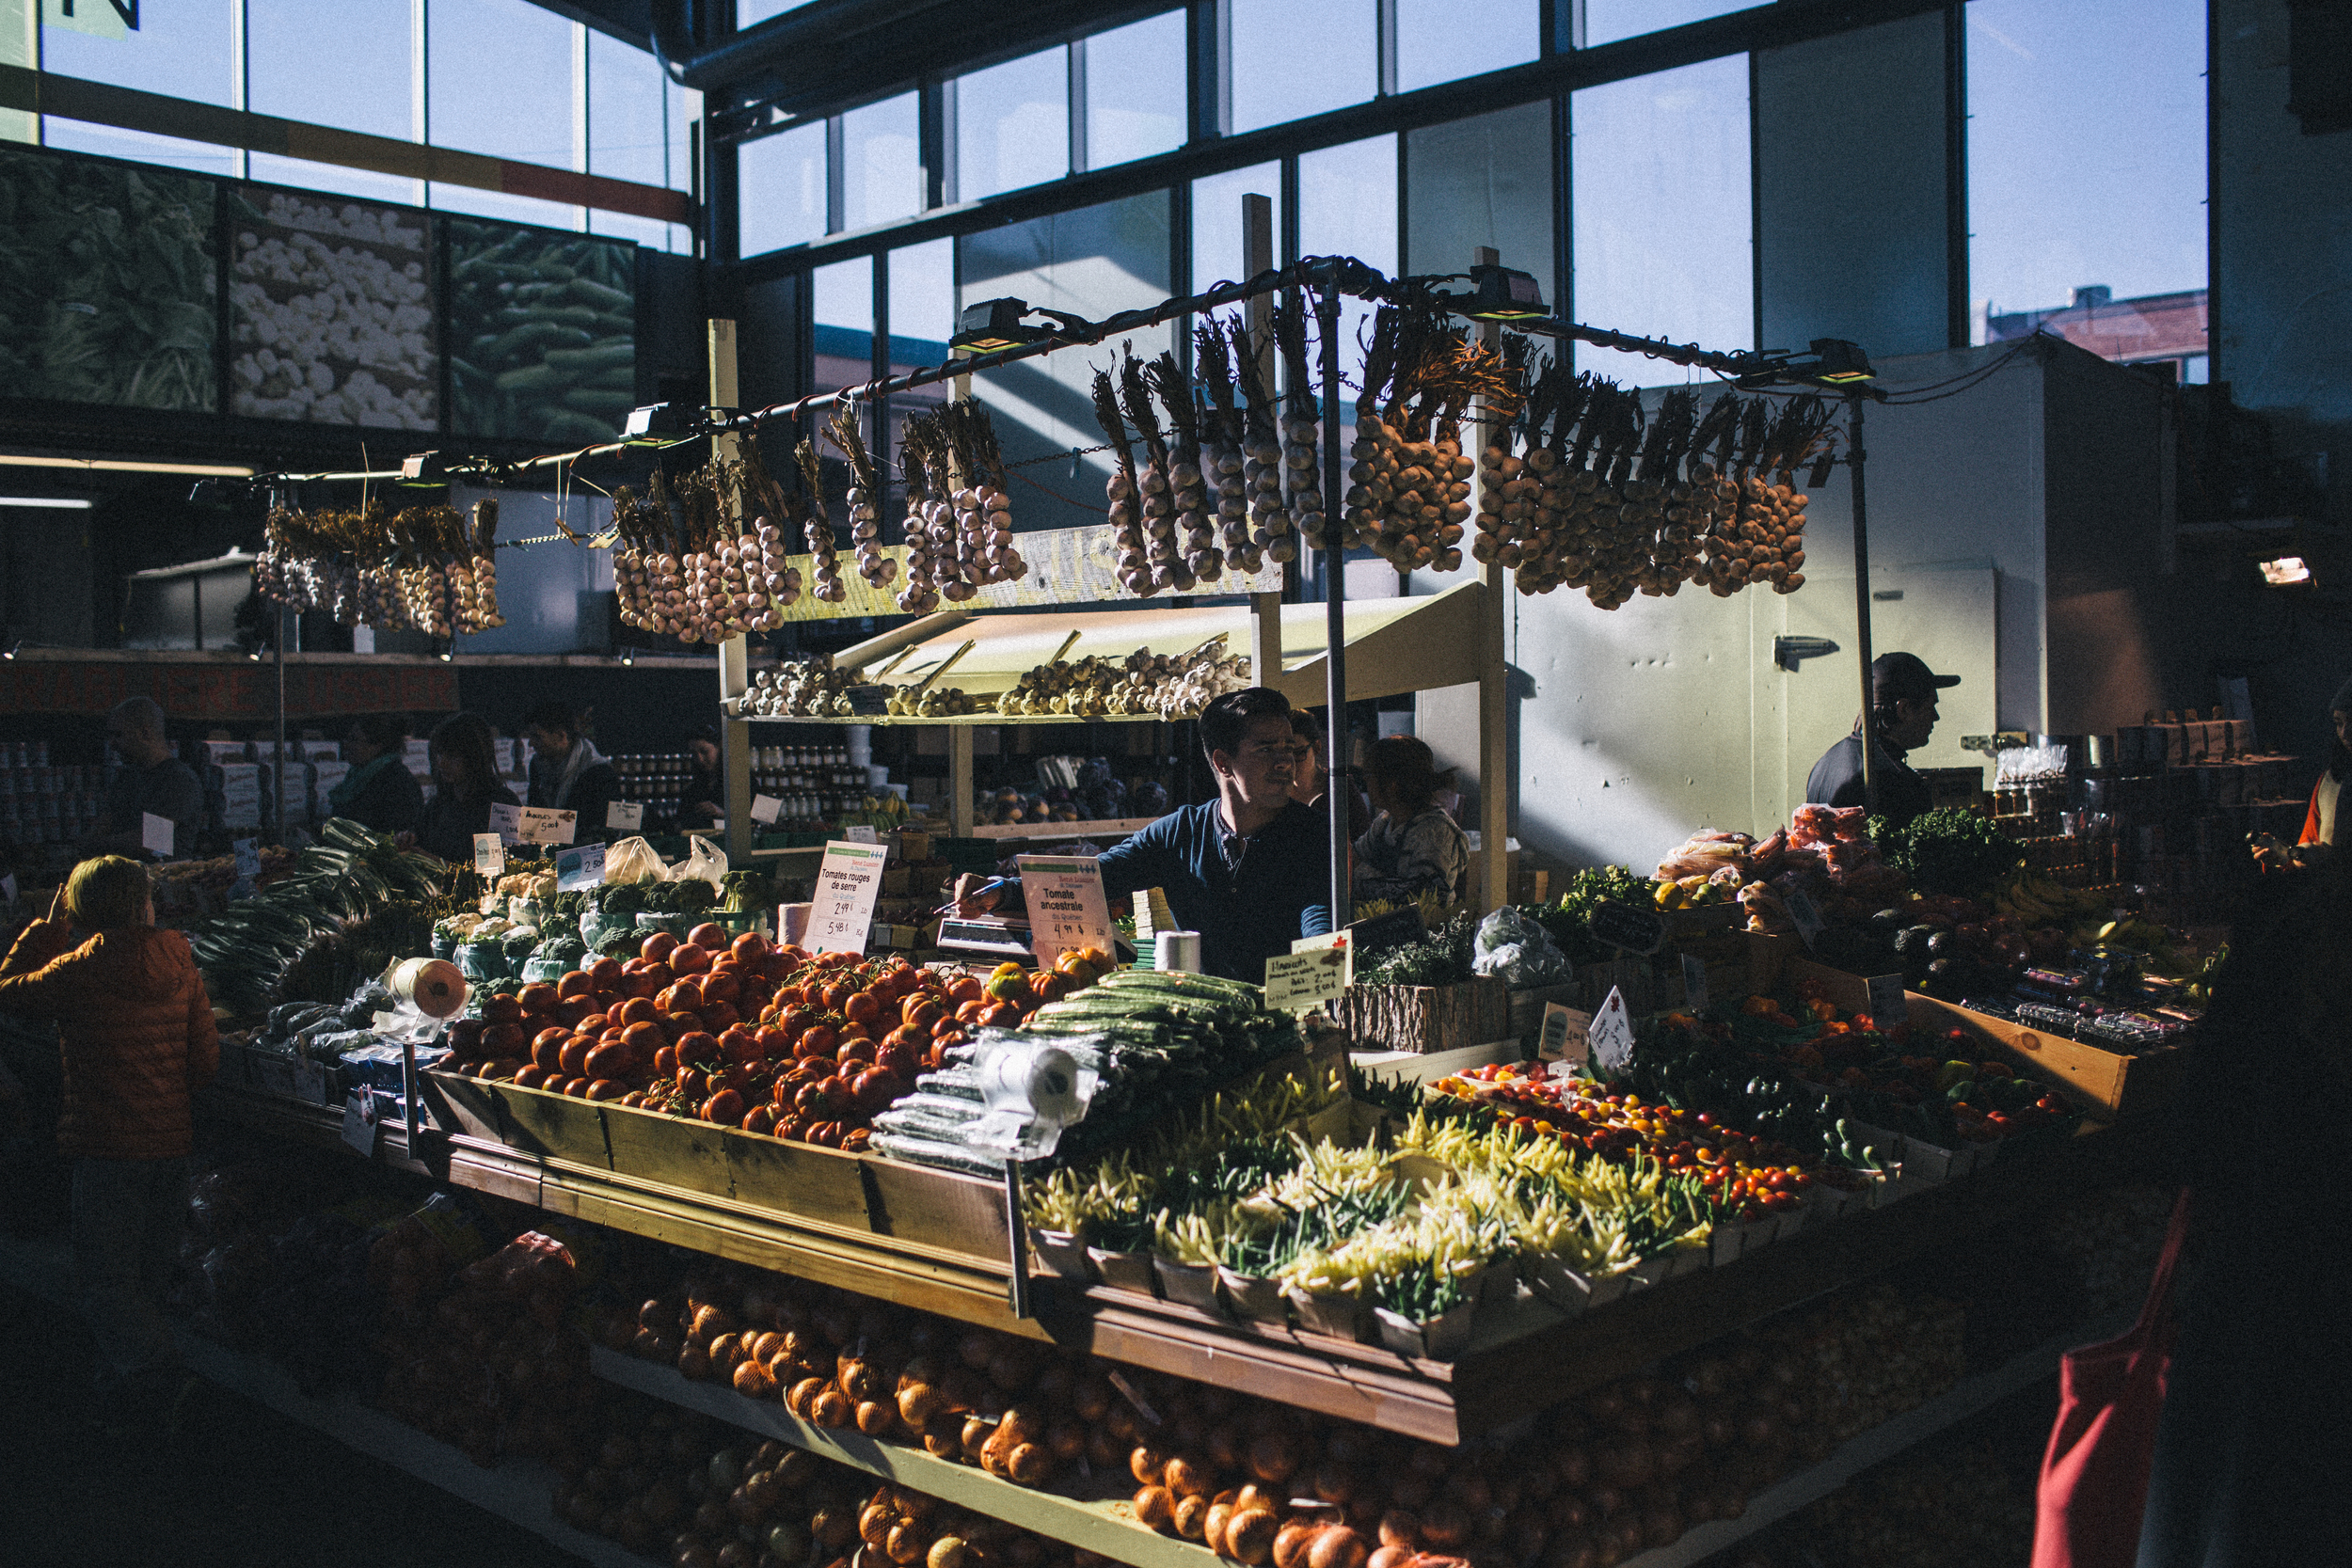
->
[446, 220, 636, 444]
[229, 188, 436, 428]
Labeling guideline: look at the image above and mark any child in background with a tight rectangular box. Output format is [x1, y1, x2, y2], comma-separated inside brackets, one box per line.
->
[0, 856, 218, 1430]
[1353, 736, 1470, 907]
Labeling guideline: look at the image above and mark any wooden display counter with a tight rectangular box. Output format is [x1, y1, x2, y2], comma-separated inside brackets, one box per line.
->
[200, 1080, 2156, 1447]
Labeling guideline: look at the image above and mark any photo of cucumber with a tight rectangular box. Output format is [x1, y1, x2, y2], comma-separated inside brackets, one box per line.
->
[446, 220, 637, 443]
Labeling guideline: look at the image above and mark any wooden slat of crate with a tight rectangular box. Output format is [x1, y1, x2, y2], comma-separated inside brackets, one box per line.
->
[1902, 991, 2186, 1118]
[1340, 978, 1509, 1053]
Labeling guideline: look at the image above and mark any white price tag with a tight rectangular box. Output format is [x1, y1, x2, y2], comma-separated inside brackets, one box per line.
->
[518, 806, 577, 845]
[1784, 888, 1825, 947]
[1263, 943, 1349, 1012]
[487, 801, 522, 847]
[809, 840, 890, 955]
[140, 812, 173, 858]
[606, 800, 644, 832]
[1017, 855, 1115, 969]
[1866, 973, 1908, 1027]
[556, 842, 607, 892]
[1681, 952, 1709, 1015]
[750, 793, 783, 825]
[1587, 987, 1636, 1071]
[473, 833, 505, 878]
[1538, 1002, 1593, 1064]
[233, 838, 262, 879]
[294, 1059, 328, 1104]
[846, 824, 879, 844]
[342, 1092, 382, 1157]
[1, 872, 15, 906]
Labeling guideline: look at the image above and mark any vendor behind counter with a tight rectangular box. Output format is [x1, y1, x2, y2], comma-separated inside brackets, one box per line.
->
[953, 688, 1331, 983]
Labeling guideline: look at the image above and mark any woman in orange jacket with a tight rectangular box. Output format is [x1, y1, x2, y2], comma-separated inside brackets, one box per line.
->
[2296, 679, 2352, 854]
[0, 856, 218, 1421]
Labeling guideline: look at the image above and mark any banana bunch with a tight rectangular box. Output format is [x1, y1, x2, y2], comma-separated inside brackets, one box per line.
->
[1993, 871, 2109, 925]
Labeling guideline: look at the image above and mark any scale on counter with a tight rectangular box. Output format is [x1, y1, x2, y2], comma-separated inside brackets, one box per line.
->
[935, 915, 1038, 960]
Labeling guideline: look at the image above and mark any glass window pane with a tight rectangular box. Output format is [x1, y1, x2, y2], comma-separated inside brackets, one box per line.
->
[958, 191, 1173, 534]
[1397, 0, 1537, 93]
[738, 121, 826, 257]
[739, 0, 819, 24]
[843, 93, 922, 230]
[1299, 135, 1396, 402]
[887, 239, 955, 506]
[42, 2, 233, 104]
[955, 47, 1067, 202]
[430, 0, 573, 168]
[1231, 0, 1376, 135]
[1968, 0, 2207, 362]
[589, 32, 667, 189]
[1085, 11, 1185, 169]
[592, 210, 674, 250]
[249, 0, 411, 138]
[1571, 55, 1751, 386]
[670, 82, 702, 194]
[247, 153, 418, 208]
[1405, 103, 1554, 283]
[40, 119, 239, 180]
[1581, 1, 1750, 48]
[428, 182, 580, 230]
[814, 258, 873, 396]
[1193, 162, 1282, 292]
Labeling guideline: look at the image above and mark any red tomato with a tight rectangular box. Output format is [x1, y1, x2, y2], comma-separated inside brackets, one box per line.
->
[901, 996, 943, 1031]
[720, 1025, 762, 1064]
[835, 1036, 877, 1068]
[614, 996, 659, 1028]
[555, 971, 594, 1000]
[732, 931, 771, 965]
[701, 1088, 744, 1124]
[843, 990, 882, 1027]
[875, 1041, 920, 1078]
[656, 979, 705, 1014]
[741, 1104, 777, 1135]
[587, 956, 625, 990]
[677, 1066, 708, 1099]
[584, 1042, 626, 1081]
[483, 995, 525, 1027]
[797, 1023, 838, 1060]
[554, 995, 596, 1027]
[625, 970, 663, 1000]
[586, 1079, 627, 1101]
[699, 1000, 740, 1034]
[530, 1026, 569, 1069]
[561, 1077, 591, 1099]
[946, 975, 984, 1006]
[672, 944, 712, 977]
[660, 1010, 704, 1042]
[699, 971, 741, 1006]
[517, 982, 560, 1017]
[653, 1044, 679, 1077]
[673, 1030, 719, 1064]
[642, 932, 679, 963]
[979, 1003, 1020, 1028]
[685, 923, 727, 951]
[622, 1020, 666, 1058]
[755, 1025, 792, 1057]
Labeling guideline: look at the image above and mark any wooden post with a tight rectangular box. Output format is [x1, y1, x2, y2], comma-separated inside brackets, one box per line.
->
[1470, 249, 1511, 912]
[708, 318, 755, 865]
[1242, 194, 1283, 689]
[948, 725, 976, 838]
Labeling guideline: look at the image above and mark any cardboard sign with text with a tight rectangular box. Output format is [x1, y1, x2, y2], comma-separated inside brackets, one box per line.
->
[487, 801, 522, 847]
[1264, 939, 1350, 1013]
[1017, 855, 1114, 969]
[809, 841, 889, 955]
[517, 806, 576, 846]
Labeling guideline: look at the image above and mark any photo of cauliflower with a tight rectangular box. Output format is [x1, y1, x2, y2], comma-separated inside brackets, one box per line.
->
[229, 189, 437, 430]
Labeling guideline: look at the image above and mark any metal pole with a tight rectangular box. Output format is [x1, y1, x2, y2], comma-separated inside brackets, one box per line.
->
[1849, 390, 1876, 799]
[276, 603, 288, 844]
[1315, 269, 1351, 930]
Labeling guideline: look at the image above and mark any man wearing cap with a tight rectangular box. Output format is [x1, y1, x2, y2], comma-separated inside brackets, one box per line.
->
[1804, 652, 1960, 831]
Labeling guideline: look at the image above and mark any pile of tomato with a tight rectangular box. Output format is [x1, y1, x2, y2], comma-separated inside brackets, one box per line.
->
[442, 926, 1102, 1153]
[1432, 1063, 1820, 1220]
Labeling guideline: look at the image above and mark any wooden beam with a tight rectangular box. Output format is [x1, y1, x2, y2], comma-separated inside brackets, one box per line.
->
[0, 63, 691, 225]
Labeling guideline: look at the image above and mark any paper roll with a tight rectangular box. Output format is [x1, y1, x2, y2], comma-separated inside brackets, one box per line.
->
[1153, 930, 1201, 973]
[389, 957, 469, 1019]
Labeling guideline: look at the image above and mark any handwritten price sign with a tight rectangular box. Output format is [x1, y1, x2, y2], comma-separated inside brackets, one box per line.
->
[1017, 856, 1113, 970]
[809, 840, 890, 956]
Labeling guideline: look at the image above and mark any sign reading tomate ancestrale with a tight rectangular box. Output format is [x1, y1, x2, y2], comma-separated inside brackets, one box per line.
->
[809, 840, 889, 955]
[1017, 855, 1114, 970]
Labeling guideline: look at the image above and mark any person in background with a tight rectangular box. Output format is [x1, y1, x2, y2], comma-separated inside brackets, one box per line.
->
[1803, 651, 1958, 832]
[1354, 736, 1470, 907]
[1289, 708, 1370, 841]
[954, 688, 1331, 983]
[682, 722, 724, 831]
[416, 713, 521, 863]
[2293, 678, 2352, 857]
[326, 713, 423, 835]
[519, 699, 621, 843]
[0, 857, 217, 1432]
[84, 697, 203, 861]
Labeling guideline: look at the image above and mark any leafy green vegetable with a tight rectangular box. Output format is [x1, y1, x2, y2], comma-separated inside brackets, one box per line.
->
[0, 148, 216, 410]
[1537, 866, 1661, 963]
[1876, 807, 2023, 899]
[1358, 911, 1480, 988]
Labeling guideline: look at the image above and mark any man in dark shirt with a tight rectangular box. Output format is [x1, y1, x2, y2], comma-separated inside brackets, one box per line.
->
[1804, 652, 1958, 831]
[86, 697, 204, 861]
[520, 699, 622, 844]
[954, 688, 1332, 983]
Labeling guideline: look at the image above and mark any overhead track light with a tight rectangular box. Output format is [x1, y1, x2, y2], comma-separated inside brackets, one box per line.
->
[1459, 265, 1549, 323]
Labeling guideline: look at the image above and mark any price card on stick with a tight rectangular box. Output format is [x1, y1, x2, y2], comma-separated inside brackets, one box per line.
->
[606, 800, 644, 832]
[342, 1091, 382, 1158]
[473, 833, 505, 878]
[1538, 1002, 1594, 1064]
[517, 806, 576, 845]
[1018, 856, 1115, 969]
[750, 794, 784, 825]
[846, 824, 880, 845]
[1263, 942, 1349, 1013]
[809, 840, 890, 955]
[1866, 973, 1908, 1026]
[1587, 987, 1636, 1072]
[486, 801, 522, 847]
[140, 812, 173, 858]
[232, 838, 262, 879]
[556, 842, 606, 891]
[1784, 888, 1826, 947]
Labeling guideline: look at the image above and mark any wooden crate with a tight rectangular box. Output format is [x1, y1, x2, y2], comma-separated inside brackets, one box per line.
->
[1340, 978, 1510, 1053]
[483, 1080, 612, 1168]
[1574, 957, 1656, 1017]
[1506, 983, 1581, 1052]
[1782, 956, 1910, 1022]
[1901, 991, 2187, 1119]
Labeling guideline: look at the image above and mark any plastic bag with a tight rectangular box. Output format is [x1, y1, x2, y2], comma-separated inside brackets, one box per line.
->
[672, 833, 728, 891]
[603, 835, 668, 884]
[1471, 908, 1573, 985]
